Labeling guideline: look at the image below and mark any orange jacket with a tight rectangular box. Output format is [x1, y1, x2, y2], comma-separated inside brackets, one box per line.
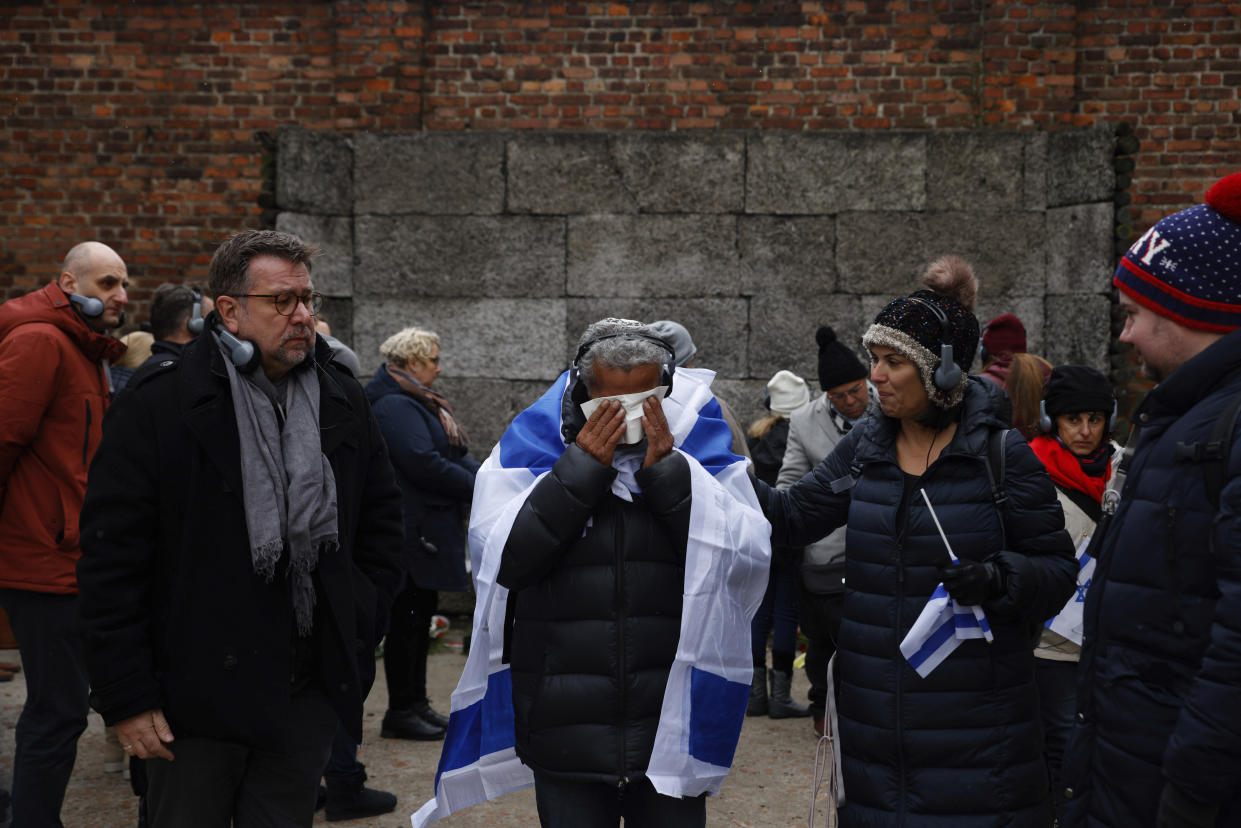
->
[0, 282, 125, 593]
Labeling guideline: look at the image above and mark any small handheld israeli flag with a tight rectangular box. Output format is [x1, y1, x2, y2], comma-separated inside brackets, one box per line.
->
[412, 367, 771, 827]
[1044, 534, 1094, 646]
[899, 489, 994, 678]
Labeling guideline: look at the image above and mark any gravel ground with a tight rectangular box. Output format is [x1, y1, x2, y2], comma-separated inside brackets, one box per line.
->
[1, 634, 838, 828]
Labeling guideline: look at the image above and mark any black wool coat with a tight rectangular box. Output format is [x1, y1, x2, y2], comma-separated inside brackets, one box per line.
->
[1062, 328, 1241, 828]
[365, 367, 479, 591]
[496, 445, 691, 785]
[77, 336, 404, 747]
[756, 379, 1076, 827]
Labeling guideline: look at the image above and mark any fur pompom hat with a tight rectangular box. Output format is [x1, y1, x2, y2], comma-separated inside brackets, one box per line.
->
[862, 257, 981, 410]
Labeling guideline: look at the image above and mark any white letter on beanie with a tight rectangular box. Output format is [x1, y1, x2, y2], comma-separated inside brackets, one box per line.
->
[1136, 227, 1173, 265]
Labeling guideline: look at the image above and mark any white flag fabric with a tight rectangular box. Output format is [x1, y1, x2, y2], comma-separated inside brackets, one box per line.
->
[1044, 534, 1095, 646]
[899, 583, 994, 678]
[412, 367, 771, 827]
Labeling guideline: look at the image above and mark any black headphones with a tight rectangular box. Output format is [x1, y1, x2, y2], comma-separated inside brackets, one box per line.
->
[905, 297, 962, 392]
[210, 314, 261, 373]
[67, 292, 105, 318]
[1039, 398, 1118, 435]
[187, 288, 204, 335]
[560, 331, 678, 444]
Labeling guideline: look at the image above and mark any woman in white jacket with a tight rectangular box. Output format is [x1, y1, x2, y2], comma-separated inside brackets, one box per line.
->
[1027, 365, 1118, 821]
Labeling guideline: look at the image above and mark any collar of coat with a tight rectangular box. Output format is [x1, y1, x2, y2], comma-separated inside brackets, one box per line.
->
[0, 282, 127, 364]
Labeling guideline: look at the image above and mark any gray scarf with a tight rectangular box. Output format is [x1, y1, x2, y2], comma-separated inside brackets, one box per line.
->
[216, 336, 339, 637]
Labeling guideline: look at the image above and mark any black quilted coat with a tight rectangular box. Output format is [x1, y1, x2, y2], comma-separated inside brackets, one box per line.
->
[497, 444, 691, 784]
[756, 379, 1076, 827]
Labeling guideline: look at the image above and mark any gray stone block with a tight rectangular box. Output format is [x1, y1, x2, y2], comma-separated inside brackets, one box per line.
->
[354, 216, 565, 298]
[739, 216, 837, 295]
[274, 212, 353, 297]
[318, 296, 354, 350]
[352, 297, 566, 380]
[1044, 295, 1112, 371]
[1046, 203, 1115, 295]
[746, 132, 926, 214]
[354, 133, 505, 216]
[1047, 127, 1116, 207]
[927, 132, 1027, 212]
[277, 127, 353, 214]
[613, 133, 746, 213]
[567, 215, 740, 297]
[749, 293, 864, 384]
[1023, 133, 1048, 211]
[507, 134, 637, 215]
[565, 298, 749, 377]
[711, 378, 771, 440]
[837, 212, 1047, 298]
[432, 377, 556, 456]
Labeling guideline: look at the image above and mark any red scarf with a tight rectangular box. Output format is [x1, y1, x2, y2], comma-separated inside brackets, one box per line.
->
[1029, 435, 1109, 503]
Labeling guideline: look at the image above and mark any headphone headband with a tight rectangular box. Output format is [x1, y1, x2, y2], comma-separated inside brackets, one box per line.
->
[905, 296, 961, 393]
[573, 331, 676, 367]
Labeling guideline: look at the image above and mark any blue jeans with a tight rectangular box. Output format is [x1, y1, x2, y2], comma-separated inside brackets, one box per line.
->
[533, 773, 706, 828]
[0, 589, 90, 828]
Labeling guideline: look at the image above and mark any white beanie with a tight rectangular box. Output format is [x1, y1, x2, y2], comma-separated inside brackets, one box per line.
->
[766, 370, 810, 416]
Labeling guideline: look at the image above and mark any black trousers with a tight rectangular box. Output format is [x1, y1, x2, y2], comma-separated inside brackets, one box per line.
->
[533, 773, 706, 828]
[143, 687, 337, 827]
[798, 584, 844, 718]
[383, 582, 437, 711]
[0, 589, 90, 828]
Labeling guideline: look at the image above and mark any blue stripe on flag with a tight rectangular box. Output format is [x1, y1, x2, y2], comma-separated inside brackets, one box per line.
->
[687, 667, 749, 768]
[435, 669, 516, 785]
[498, 373, 569, 474]
[907, 608, 956, 670]
[678, 397, 744, 476]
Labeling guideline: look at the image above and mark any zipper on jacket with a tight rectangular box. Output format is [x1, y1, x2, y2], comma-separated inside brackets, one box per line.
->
[83, 399, 92, 467]
[615, 507, 628, 782]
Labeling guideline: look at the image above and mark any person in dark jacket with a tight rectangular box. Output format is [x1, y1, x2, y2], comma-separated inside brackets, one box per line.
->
[77, 230, 404, 827]
[367, 326, 480, 743]
[1061, 172, 1241, 828]
[753, 266, 1077, 827]
[0, 241, 128, 826]
[746, 369, 812, 719]
[1027, 365, 1117, 822]
[497, 318, 708, 827]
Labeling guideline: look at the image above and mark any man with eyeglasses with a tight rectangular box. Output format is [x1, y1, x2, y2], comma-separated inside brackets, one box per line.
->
[775, 325, 877, 736]
[77, 229, 404, 826]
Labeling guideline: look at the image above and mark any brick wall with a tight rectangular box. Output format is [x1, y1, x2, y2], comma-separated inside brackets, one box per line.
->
[2, 1, 1238, 313]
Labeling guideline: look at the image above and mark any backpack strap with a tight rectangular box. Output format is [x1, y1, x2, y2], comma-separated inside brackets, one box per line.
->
[983, 428, 1010, 549]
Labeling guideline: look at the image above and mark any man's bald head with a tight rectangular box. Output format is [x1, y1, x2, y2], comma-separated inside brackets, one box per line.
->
[59, 241, 130, 331]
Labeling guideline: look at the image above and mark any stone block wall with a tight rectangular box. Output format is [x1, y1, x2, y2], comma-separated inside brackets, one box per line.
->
[277, 126, 1114, 453]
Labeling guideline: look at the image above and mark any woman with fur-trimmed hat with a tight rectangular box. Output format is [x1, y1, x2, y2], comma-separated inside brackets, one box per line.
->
[752, 263, 1076, 826]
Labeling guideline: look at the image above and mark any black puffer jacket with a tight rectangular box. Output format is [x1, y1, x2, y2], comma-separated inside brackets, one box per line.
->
[497, 444, 691, 784]
[1062, 328, 1241, 828]
[756, 379, 1076, 827]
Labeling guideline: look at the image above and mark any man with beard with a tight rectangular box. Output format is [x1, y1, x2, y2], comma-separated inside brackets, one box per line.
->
[1061, 172, 1241, 828]
[0, 241, 129, 825]
[77, 230, 403, 826]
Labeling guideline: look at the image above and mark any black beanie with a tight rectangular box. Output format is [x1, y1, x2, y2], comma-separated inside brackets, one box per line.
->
[816, 326, 867, 391]
[1042, 365, 1115, 420]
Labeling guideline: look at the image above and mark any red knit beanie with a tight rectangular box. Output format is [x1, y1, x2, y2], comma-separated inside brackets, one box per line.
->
[982, 314, 1026, 356]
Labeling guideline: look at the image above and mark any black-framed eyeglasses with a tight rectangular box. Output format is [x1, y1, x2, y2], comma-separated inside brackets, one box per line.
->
[227, 291, 324, 317]
[826, 382, 866, 404]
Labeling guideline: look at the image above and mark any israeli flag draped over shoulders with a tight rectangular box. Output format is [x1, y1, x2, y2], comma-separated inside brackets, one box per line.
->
[412, 367, 772, 828]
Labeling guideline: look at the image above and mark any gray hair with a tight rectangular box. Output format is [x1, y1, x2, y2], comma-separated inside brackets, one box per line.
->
[576, 318, 668, 394]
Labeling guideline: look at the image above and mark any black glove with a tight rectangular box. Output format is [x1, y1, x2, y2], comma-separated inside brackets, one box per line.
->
[1157, 782, 1219, 828]
[939, 559, 1006, 606]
